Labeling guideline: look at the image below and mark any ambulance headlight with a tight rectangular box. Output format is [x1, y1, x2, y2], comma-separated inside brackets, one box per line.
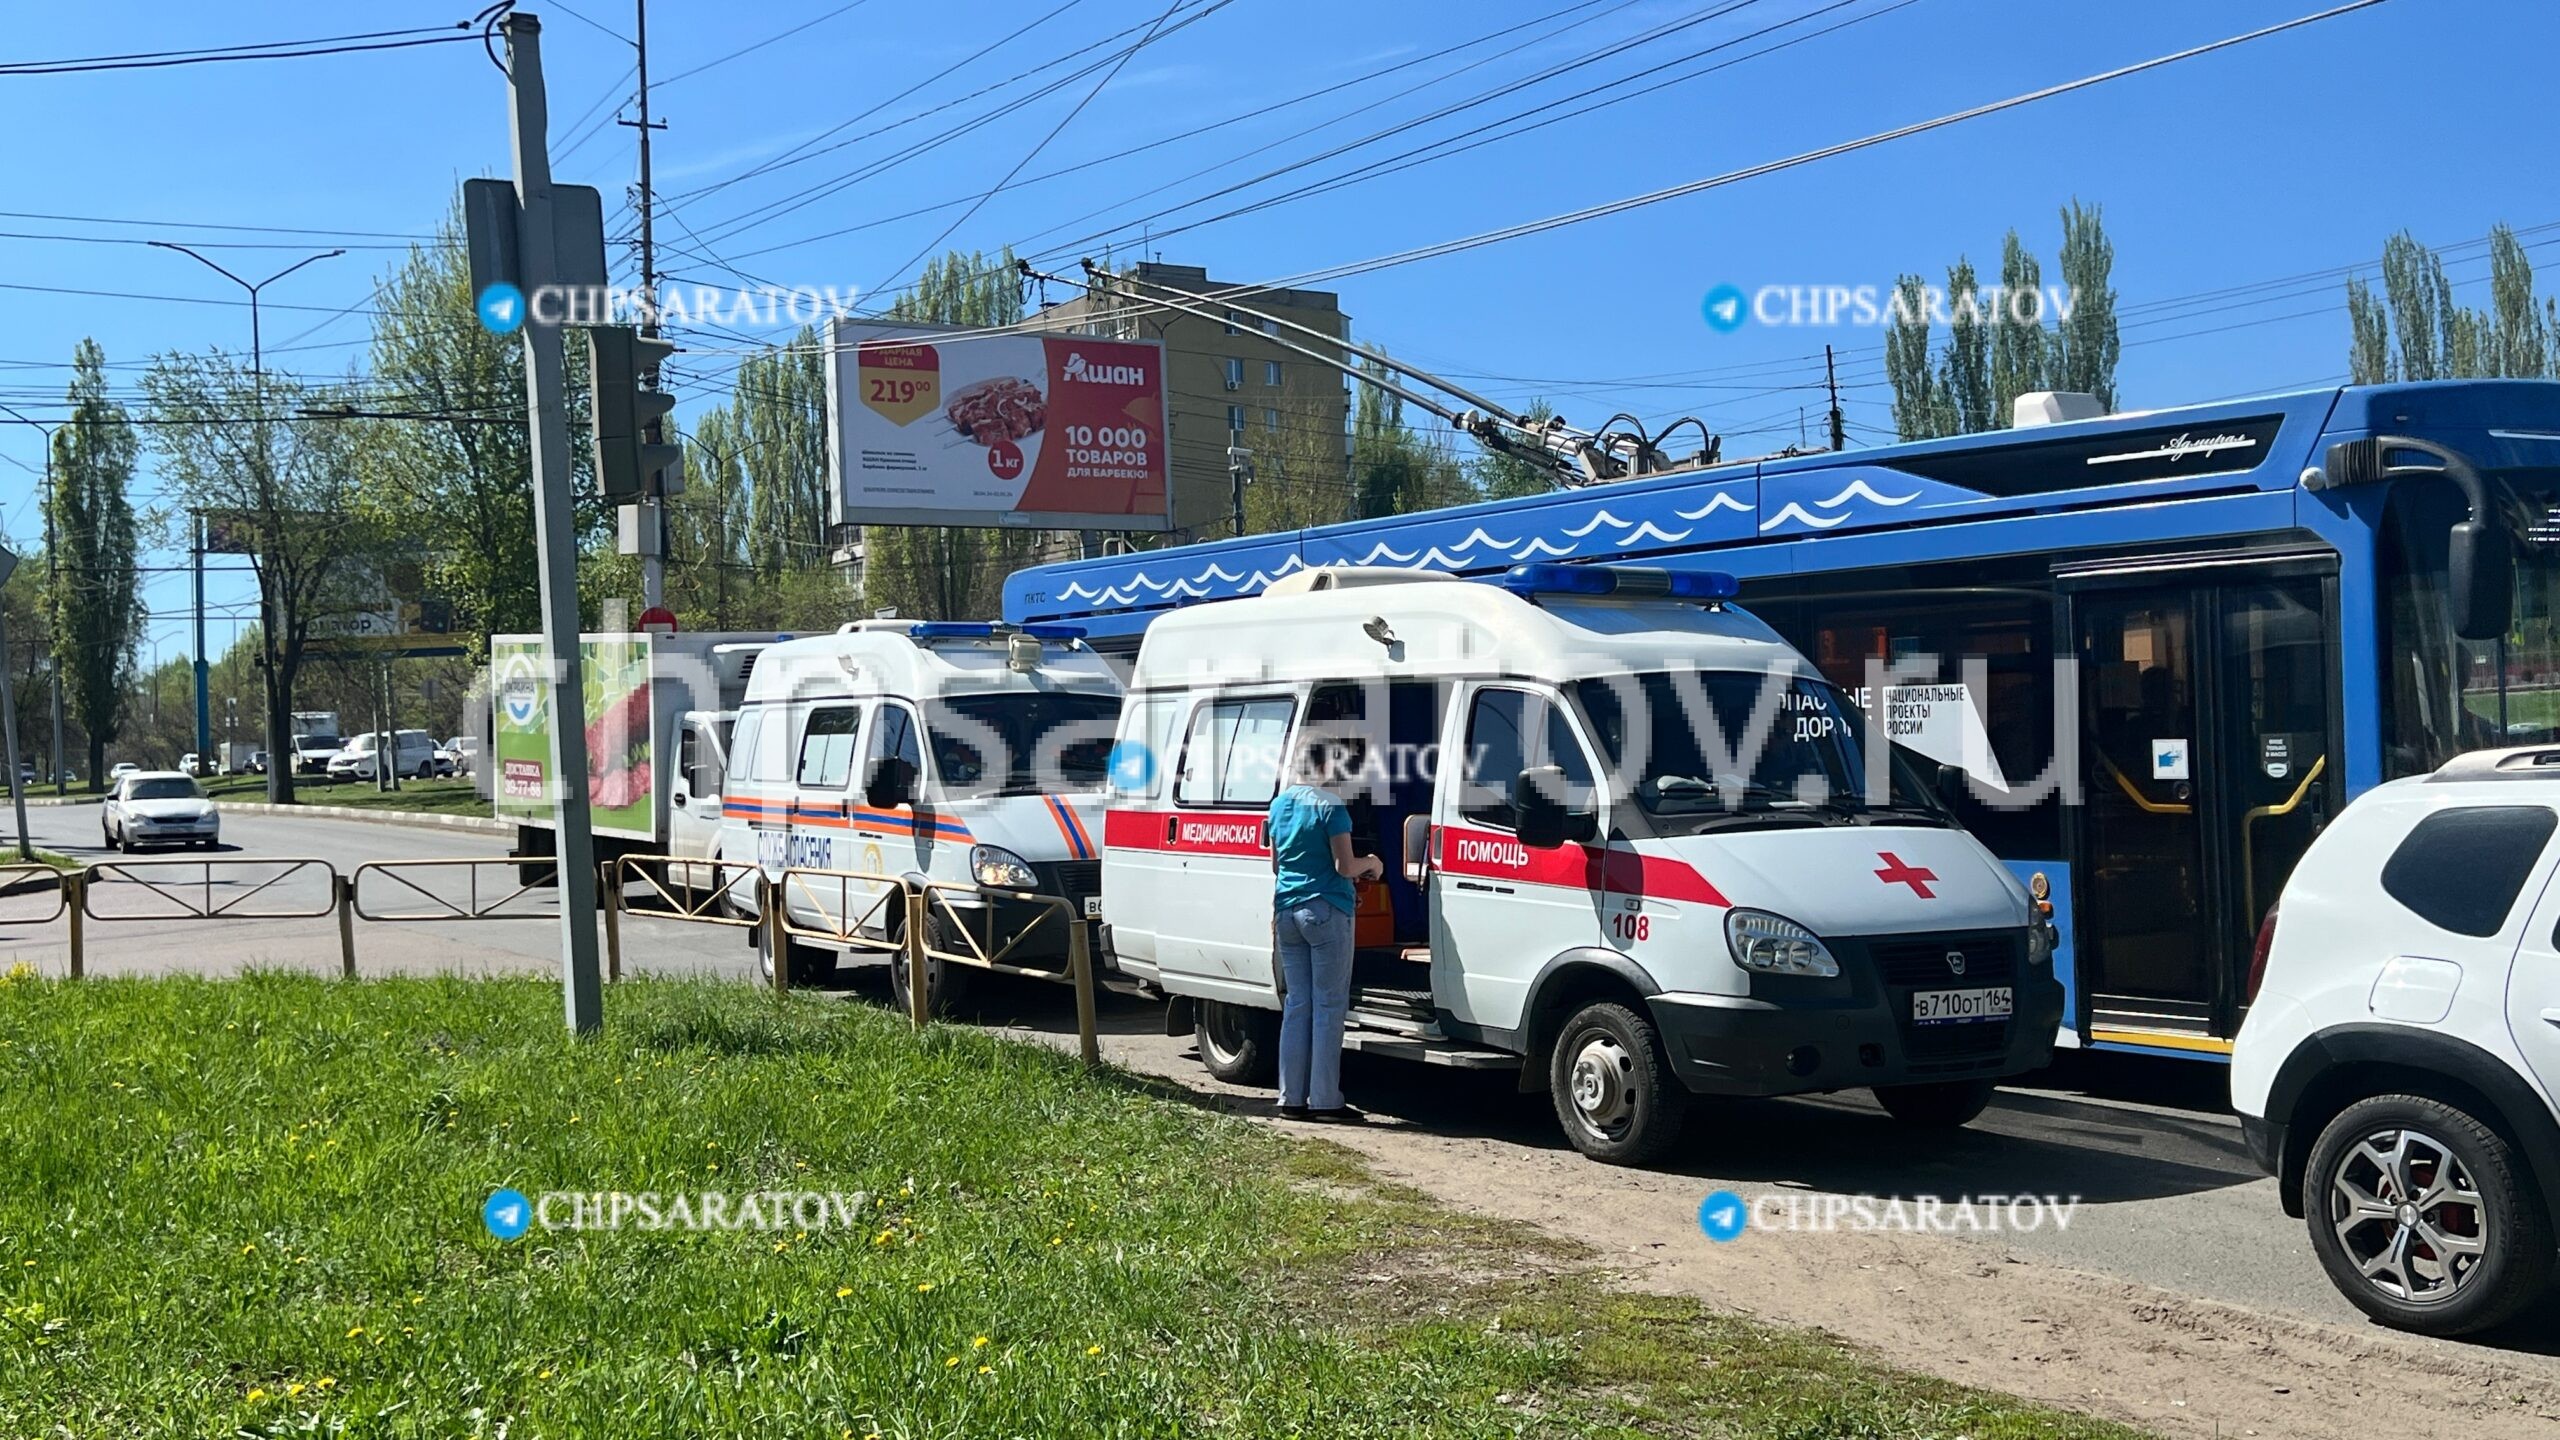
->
[1723, 909, 1839, 978]
[970, 845, 1040, 891]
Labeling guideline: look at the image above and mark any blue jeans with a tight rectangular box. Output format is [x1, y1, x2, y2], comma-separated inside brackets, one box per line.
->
[1275, 901, 1355, 1110]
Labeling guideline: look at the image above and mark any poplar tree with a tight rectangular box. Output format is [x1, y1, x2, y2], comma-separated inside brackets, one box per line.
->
[1989, 230, 2047, 422]
[2049, 201, 2120, 411]
[46, 339, 142, 788]
[1940, 255, 1993, 434]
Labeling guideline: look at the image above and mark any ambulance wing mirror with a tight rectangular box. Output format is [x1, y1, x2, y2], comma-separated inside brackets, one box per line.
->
[1401, 812, 1433, 883]
[1513, 765, 1586, 849]
[865, 755, 919, 810]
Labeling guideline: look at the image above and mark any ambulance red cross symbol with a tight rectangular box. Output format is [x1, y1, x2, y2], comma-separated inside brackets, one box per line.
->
[1874, 852, 1938, 899]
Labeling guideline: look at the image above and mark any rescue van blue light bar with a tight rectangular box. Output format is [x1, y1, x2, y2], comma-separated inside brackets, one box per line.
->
[1496, 563, 1739, 601]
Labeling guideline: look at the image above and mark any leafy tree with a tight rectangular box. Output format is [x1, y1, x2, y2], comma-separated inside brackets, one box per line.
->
[143, 355, 382, 802]
[2346, 276, 2392, 384]
[2049, 200, 2119, 410]
[735, 328, 830, 573]
[1, 543, 58, 777]
[363, 203, 538, 655]
[1939, 256, 1993, 435]
[1470, 400, 1562, 501]
[1241, 401, 1357, 533]
[1350, 352, 1472, 518]
[1989, 230, 2047, 423]
[47, 340, 143, 789]
[1884, 275, 1943, 442]
[2350, 225, 2553, 382]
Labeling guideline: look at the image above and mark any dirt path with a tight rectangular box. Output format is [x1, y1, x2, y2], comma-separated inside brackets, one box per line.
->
[997, 999, 2560, 1440]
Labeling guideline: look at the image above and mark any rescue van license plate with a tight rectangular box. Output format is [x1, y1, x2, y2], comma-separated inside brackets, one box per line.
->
[1910, 988, 2012, 1025]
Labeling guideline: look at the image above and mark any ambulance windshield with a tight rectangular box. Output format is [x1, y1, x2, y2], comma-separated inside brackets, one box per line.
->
[924, 691, 1123, 796]
[1573, 671, 1943, 827]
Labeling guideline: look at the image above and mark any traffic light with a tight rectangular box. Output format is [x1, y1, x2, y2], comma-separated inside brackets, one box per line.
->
[588, 325, 681, 503]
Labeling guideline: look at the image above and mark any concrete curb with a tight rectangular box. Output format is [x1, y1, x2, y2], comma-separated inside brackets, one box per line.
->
[211, 800, 515, 836]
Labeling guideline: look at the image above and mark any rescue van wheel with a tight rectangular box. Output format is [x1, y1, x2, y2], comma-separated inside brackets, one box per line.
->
[1194, 1000, 1278, 1086]
[889, 912, 975, 1019]
[1872, 1079, 1997, 1129]
[756, 925, 836, 988]
[1549, 1001, 1686, 1166]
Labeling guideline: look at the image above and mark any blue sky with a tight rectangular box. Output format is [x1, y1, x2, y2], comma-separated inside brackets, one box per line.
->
[2, 0, 2552, 659]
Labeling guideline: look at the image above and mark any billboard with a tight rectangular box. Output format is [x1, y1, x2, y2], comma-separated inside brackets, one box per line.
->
[490, 634, 657, 840]
[824, 318, 1171, 531]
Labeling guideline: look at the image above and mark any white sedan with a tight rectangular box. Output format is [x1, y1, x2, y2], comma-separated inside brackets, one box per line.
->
[101, 771, 222, 852]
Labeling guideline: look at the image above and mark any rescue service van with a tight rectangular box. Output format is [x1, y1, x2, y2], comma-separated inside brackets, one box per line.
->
[719, 621, 1123, 1011]
[1100, 563, 2063, 1163]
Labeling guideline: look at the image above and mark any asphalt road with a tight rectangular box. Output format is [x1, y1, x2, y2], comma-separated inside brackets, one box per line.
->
[1, 799, 751, 981]
[8, 800, 2558, 1375]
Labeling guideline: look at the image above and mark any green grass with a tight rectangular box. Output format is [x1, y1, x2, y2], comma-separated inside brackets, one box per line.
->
[0, 976, 2151, 1439]
[203, 773, 492, 818]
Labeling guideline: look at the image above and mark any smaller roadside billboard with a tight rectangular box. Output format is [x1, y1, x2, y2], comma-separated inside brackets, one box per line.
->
[490, 634, 656, 840]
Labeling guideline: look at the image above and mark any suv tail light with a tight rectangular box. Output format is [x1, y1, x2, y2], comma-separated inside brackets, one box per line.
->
[2245, 903, 2280, 1005]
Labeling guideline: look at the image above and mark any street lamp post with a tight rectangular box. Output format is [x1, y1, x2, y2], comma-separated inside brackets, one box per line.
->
[0, 401, 65, 795]
[148, 242, 344, 787]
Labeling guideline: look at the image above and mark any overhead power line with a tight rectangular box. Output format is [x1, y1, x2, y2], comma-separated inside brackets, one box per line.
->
[0, 22, 481, 76]
[1239, 0, 2396, 294]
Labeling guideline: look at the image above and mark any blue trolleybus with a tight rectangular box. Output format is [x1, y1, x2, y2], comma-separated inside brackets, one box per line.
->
[1003, 379, 2560, 1062]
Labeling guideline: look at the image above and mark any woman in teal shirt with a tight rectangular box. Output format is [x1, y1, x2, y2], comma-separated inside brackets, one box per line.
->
[1267, 738, 1384, 1122]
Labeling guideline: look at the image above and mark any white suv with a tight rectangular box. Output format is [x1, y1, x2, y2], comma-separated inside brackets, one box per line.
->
[2233, 745, 2560, 1335]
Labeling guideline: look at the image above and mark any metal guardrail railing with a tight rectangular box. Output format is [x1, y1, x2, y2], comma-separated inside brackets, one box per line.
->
[913, 878, 1100, 1069]
[82, 857, 340, 921]
[0, 852, 1103, 1068]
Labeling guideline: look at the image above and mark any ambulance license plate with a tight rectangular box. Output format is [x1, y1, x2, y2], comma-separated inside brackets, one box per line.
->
[1910, 987, 2012, 1025]
[1083, 896, 1103, 919]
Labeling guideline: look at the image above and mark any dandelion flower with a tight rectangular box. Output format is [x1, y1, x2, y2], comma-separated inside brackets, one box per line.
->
[246, 1388, 268, 1403]
[972, 1335, 989, 1349]
[976, 1365, 993, 1375]
[1086, 1344, 1103, 1356]
[286, 1383, 305, 1398]
[538, 1368, 554, 1380]
[345, 1326, 364, 1339]
[316, 1378, 337, 1390]
[944, 1356, 960, 1368]
[835, 1286, 853, 1299]
[916, 1281, 935, 1293]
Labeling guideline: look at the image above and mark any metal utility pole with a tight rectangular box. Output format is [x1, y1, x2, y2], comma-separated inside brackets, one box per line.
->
[148, 240, 344, 785]
[622, 0, 670, 609]
[1824, 344, 1846, 452]
[501, 10, 607, 1035]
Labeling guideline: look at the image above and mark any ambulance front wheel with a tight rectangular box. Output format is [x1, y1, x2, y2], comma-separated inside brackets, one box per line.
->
[1872, 1078, 1997, 1129]
[1550, 1001, 1688, 1166]
[1195, 1000, 1279, 1087]
[756, 923, 836, 988]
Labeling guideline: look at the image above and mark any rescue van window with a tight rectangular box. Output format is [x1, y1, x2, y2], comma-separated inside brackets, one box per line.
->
[867, 704, 922, 782]
[796, 705, 863, 789]
[1175, 696, 1295, 807]
[1461, 688, 1595, 829]
[742, 707, 793, 785]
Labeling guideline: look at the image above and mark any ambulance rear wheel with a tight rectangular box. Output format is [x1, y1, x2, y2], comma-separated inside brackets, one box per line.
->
[1873, 1078, 1997, 1129]
[889, 912, 975, 1019]
[1550, 1001, 1687, 1166]
[1195, 1000, 1278, 1087]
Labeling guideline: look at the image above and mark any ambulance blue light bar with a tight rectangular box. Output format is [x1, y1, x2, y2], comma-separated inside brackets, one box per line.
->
[1496, 563, 1739, 602]
[909, 621, 1087, 640]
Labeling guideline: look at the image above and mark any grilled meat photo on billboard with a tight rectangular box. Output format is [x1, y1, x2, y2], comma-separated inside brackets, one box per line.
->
[945, 375, 1046, 446]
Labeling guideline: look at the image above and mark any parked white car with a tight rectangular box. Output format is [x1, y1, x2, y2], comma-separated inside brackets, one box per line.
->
[101, 771, 221, 852]
[108, 762, 140, 784]
[2233, 745, 2560, 1336]
[329, 729, 441, 782]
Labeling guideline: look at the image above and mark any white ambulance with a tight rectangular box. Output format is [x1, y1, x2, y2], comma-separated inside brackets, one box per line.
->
[718, 621, 1123, 1011]
[1100, 564, 2062, 1164]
